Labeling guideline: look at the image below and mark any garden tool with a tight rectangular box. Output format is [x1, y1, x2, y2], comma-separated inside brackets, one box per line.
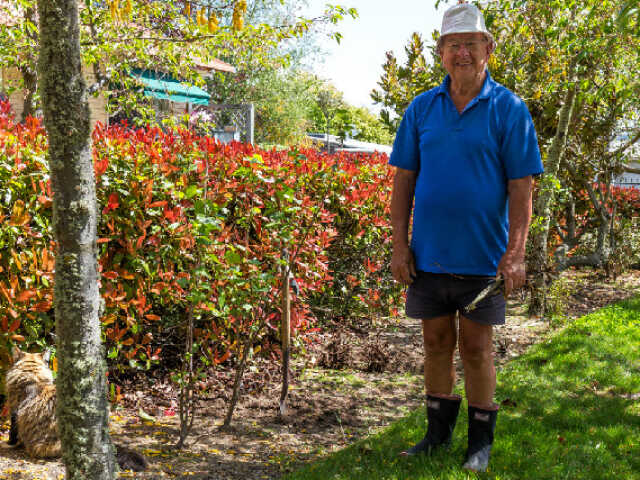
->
[464, 274, 504, 313]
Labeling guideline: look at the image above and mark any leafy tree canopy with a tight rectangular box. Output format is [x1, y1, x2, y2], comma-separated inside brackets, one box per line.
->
[0, 0, 357, 123]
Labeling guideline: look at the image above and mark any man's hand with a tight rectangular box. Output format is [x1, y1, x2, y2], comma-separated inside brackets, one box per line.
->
[499, 176, 533, 297]
[392, 245, 417, 285]
[496, 253, 526, 297]
[390, 167, 417, 286]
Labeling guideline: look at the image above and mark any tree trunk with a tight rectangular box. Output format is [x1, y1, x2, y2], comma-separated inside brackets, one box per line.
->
[36, 0, 117, 478]
[222, 327, 255, 428]
[18, 66, 37, 122]
[528, 83, 577, 316]
[554, 166, 613, 272]
[19, 6, 38, 122]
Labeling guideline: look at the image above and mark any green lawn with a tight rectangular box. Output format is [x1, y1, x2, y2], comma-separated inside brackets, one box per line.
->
[284, 297, 640, 480]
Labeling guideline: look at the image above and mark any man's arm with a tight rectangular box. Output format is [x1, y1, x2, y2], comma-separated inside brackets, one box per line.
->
[497, 175, 533, 296]
[391, 167, 418, 285]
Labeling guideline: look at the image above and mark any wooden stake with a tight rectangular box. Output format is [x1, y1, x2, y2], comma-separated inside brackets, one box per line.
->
[279, 249, 291, 416]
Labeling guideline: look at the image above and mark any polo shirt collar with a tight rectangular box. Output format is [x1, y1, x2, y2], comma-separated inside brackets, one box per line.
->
[437, 70, 495, 100]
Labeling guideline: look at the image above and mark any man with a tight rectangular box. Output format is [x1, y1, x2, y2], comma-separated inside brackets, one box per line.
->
[389, 2, 543, 472]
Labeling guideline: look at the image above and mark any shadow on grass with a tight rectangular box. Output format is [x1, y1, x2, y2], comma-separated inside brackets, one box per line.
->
[284, 297, 640, 480]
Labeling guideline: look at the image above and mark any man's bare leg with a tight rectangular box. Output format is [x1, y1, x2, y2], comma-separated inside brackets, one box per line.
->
[401, 314, 460, 456]
[459, 315, 499, 472]
[459, 315, 495, 407]
[422, 314, 457, 396]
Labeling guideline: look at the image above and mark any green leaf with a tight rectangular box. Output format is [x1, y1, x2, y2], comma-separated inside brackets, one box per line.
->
[225, 249, 243, 265]
[185, 185, 199, 199]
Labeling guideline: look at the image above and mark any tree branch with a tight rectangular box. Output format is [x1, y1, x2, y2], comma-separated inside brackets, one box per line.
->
[79, 16, 328, 46]
[605, 127, 640, 159]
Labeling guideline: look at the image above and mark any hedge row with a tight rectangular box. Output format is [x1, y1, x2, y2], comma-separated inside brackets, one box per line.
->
[0, 100, 400, 374]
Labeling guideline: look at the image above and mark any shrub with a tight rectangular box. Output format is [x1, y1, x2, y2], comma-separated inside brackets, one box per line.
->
[0, 100, 402, 378]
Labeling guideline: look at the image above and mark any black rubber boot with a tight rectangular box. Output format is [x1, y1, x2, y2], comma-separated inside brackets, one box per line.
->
[462, 405, 498, 472]
[401, 394, 462, 456]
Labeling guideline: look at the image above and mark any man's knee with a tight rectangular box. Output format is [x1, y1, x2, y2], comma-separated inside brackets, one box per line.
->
[460, 335, 493, 363]
[422, 321, 456, 354]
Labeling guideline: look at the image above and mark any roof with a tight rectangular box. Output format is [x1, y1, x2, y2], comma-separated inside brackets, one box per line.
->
[194, 57, 236, 74]
[131, 69, 211, 105]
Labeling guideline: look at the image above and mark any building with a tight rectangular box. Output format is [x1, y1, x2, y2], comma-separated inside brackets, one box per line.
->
[611, 130, 640, 189]
[0, 0, 235, 130]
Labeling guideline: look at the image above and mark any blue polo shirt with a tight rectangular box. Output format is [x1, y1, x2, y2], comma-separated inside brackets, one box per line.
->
[389, 71, 543, 276]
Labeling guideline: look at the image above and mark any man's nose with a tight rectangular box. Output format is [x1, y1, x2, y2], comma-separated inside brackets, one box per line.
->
[456, 44, 472, 56]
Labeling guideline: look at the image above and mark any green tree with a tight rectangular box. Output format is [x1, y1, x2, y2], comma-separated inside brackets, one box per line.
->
[484, 0, 640, 313]
[334, 105, 394, 145]
[2, 0, 356, 125]
[208, 65, 319, 145]
[371, 32, 445, 134]
[315, 84, 345, 150]
[308, 99, 393, 145]
[36, 0, 117, 476]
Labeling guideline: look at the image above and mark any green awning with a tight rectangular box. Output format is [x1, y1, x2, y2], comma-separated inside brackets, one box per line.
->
[131, 69, 210, 106]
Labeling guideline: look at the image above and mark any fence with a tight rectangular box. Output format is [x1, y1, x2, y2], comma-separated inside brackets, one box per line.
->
[205, 103, 254, 145]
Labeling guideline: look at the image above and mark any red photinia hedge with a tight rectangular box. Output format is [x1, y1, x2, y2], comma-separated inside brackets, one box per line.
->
[0, 100, 399, 374]
[552, 184, 640, 254]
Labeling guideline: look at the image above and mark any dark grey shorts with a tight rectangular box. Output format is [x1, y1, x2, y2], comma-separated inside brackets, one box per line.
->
[406, 271, 506, 325]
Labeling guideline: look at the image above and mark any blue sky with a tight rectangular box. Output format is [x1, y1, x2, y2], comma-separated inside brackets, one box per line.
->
[305, 0, 448, 111]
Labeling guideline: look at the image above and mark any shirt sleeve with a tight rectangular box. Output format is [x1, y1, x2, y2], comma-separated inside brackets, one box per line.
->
[500, 98, 544, 179]
[389, 101, 420, 171]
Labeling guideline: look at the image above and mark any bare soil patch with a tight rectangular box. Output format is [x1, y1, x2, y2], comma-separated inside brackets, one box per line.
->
[1, 270, 638, 479]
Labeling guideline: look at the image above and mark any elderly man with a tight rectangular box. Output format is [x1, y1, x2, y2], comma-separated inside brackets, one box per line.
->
[389, 2, 543, 472]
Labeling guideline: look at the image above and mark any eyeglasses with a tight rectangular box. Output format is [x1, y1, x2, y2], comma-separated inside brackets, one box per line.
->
[443, 40, 486, 53]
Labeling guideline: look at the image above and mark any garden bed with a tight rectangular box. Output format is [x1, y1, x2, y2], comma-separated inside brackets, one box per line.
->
[1, 269, 638, 479]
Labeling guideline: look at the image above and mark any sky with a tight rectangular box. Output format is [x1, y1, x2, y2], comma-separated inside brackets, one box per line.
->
[304, 0, 447, 112]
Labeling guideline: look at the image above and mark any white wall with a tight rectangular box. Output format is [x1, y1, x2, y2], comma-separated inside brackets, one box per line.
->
[613, 161, 640, 189]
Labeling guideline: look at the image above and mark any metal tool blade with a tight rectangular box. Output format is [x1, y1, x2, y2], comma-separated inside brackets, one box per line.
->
[464, 275, 504, 313]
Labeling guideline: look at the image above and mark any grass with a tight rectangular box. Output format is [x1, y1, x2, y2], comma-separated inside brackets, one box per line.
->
[284, 296, 640, 480]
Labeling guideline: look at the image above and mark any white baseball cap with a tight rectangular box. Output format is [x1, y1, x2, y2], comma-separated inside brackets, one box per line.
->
[440, 2, 494, 45]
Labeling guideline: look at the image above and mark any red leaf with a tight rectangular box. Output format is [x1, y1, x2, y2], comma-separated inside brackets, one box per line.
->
[103, 271, 119, 280]
[214, 350, 231, 365]
[32, 301, 52, 312]
[8, 318, 20, 332]
[0, 282, 12, 304]
[15, 289, 37, 303]
[102, 193, 120, 214]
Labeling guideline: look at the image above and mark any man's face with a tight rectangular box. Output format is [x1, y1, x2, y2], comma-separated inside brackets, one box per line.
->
[440, 32, 492, 84]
